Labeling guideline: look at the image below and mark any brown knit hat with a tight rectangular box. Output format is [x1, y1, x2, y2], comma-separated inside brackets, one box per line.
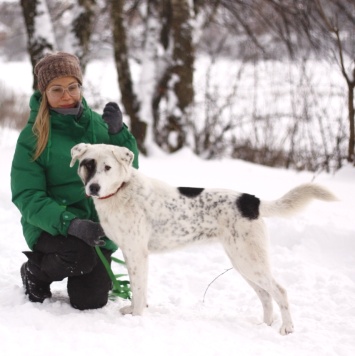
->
[34, 52, 83, 93]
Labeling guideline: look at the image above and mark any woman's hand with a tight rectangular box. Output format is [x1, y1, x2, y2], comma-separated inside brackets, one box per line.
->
[102, 102, 123, 134]
[68, 218, 106, 247]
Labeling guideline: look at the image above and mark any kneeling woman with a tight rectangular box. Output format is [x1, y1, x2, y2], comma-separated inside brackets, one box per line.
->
[11, 52, 139, 309]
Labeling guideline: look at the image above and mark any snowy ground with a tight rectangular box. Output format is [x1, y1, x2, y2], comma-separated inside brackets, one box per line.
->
[0, 58, 355, 355]
[1, 125, 354, 356]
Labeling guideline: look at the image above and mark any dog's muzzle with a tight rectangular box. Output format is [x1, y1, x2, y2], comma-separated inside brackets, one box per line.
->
[89, 183, 100, 196]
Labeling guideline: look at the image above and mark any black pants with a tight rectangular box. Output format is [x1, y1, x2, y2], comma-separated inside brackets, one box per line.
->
[25, 232, 112, 310]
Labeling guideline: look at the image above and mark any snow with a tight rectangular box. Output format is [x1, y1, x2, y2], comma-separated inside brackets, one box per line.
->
[1, 60, 355, 356]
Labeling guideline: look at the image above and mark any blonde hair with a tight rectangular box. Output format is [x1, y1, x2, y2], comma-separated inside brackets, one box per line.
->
[32, 93, 50, 161]
[32, 91, 83, 160]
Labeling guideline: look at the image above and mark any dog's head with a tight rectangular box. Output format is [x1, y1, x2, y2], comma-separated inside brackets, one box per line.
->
[70, 143, 134, 199]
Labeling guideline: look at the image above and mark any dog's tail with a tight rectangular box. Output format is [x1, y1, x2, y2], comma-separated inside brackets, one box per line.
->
[259, 183, 338, 218]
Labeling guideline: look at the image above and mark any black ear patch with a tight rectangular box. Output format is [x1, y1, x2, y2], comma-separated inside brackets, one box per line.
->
[236, 193, 260, 220]
[178, 187, 204, 198]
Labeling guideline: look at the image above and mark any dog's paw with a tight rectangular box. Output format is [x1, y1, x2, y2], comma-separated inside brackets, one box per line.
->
[279, 323, 294, 335]
[120, 305, 144, 316]
[263, 315, 274, 326]
[120, 305, 134, 315]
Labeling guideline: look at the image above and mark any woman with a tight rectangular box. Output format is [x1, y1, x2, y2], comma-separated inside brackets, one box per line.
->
[11, 52, 139, 310]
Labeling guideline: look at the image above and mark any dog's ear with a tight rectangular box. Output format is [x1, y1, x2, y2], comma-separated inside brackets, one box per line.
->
[70, 143, 90, 167]
[112, 146, 134, 167]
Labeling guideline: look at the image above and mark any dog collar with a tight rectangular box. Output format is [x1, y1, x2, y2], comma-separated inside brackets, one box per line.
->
[98, 182, 125, 200]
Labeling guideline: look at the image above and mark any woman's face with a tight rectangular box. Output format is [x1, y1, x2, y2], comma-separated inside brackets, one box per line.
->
[46, 76, 81, 109]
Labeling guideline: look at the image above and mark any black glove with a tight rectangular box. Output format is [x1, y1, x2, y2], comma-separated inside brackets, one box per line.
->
[68, 219, 106, 247]
[102, 102, 123, 134]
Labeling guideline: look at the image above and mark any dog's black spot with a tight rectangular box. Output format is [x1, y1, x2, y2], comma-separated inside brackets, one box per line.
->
[178, 187, 204, 198]
[80, 158, 96, 184]
[236, 193, 260, 220]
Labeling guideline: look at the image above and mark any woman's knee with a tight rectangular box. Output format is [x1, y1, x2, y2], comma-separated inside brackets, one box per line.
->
[67, 274, 111, 310]
[69, 289, 109, 310]
[67, 249, 112, 310]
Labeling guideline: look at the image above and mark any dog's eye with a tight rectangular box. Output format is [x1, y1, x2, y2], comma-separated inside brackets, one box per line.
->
[81, 159, 95, 171]
[104, 165, 111, 172]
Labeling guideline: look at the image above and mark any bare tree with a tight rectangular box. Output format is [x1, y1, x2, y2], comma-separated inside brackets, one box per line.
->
[21, 0, 99, 89]
[109, 0, 195, 154]
[20, 0, 56, 89]
[62, 0, 98, 72]
[316, 0, 355, 163]
[109, 0, 146, 153]
[155, 0, 194, 152]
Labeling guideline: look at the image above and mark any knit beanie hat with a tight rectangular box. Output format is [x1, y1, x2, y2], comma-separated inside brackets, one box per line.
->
[34, 52, 83, 93]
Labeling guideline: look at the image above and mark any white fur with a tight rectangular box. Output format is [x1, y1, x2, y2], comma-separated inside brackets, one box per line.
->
[70, 143, 337, 335]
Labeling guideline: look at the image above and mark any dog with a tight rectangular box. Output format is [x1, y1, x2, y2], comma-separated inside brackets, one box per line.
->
[70, 143, 337, 335]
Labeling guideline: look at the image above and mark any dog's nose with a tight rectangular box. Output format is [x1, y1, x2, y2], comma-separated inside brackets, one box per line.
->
[89, 183, 100, 196]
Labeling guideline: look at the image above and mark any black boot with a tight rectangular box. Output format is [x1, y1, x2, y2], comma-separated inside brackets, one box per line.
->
[21, 262, 52, 303]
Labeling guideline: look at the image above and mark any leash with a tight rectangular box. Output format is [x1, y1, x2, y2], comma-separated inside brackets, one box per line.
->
[95, 246, 131, 300]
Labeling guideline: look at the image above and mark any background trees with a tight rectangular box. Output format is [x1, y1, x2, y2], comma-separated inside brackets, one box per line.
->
[20, 0, 97, 89]
[20, 0, 55, 90]
[1, 0, 354, 170]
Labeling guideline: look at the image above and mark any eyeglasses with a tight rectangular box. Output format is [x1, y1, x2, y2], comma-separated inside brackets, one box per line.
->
[47, 83, 82, 99]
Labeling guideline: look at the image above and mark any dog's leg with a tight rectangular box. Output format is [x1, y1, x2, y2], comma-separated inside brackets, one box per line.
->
[244, 278, 274, 326]
[243, 272, 293, 334]
[242, 272, 294, 335]
[119, 248, 148, 316]
[266, 278, 294, 335]
[222, 227, 294, 335]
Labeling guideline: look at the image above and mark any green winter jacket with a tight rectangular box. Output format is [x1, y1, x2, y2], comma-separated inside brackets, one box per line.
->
[11, 91, 139, 251]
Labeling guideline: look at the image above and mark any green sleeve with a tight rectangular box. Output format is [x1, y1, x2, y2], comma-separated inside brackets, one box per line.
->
[11, 131, 75, 237]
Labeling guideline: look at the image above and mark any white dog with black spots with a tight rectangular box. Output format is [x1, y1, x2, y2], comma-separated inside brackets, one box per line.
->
[70, 143, 337, 335]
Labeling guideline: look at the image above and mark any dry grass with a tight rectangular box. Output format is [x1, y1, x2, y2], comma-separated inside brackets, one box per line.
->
[0, 81, 29, 130]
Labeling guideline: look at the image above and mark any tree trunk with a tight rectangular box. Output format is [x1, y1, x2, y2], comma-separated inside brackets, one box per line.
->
[20, 0, 56, 90]
[153, 0, 194, 152]
[171, 0, 194, 118]
[347, 83, 355, 162]
[110, 0, 147, 154]
[69, 0, 97, 72]
[138, 0, 162, 152]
